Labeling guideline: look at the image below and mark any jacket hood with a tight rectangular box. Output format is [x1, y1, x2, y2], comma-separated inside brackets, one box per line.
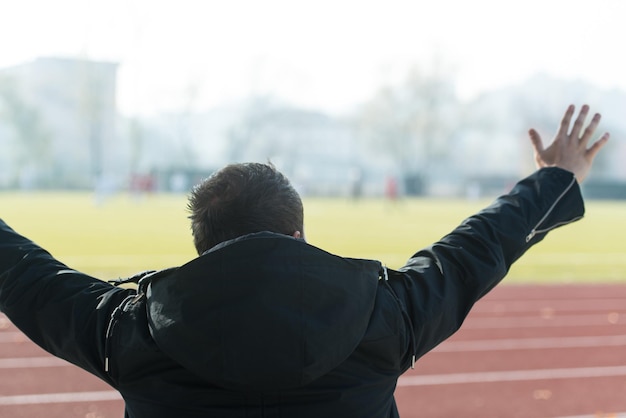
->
[145, 232, 382, 391]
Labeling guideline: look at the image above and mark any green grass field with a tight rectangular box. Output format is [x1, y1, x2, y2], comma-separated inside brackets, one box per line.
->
[2, 192, 625, 283]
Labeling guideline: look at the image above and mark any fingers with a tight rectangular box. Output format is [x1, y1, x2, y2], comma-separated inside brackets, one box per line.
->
[569, 104, 590, 139]
[580, 112, 602, 146]
[528, 129, 544, 153]
[557, 104, 576, 138]
[586, 132, 610, 161]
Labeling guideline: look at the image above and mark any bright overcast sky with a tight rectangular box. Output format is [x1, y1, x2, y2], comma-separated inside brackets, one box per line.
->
[1, 0, 624, 116]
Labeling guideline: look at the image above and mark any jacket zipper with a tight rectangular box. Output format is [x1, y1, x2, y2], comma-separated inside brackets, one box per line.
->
[104, 307, 121, 373]
[104, 272, 153, 375]
[381, 265, 417, 369]
[104, 294, 138, 374]
[525, 177, 580, 242]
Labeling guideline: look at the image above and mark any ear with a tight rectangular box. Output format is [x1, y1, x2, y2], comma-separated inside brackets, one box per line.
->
[292, 230, 302, 239]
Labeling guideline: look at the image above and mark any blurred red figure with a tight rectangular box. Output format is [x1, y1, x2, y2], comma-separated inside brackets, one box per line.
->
[385, 175, 398, 201]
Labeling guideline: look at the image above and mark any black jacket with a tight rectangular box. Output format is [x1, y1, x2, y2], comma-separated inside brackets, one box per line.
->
[0, 167, 584, 417]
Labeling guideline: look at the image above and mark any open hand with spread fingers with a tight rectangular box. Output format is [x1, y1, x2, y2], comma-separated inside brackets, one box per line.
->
[528, 104, 610, 184]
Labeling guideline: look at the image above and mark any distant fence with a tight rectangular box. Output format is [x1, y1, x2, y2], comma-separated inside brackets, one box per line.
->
[582, 180, 626, 200]
[460, 177, 626, 201]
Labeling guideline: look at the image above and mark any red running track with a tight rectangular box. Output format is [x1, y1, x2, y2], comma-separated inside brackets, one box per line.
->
[1, 284, 626, 418]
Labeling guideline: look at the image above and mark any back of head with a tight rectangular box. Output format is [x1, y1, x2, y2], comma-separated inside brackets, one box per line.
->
[187, 162, 304, 254]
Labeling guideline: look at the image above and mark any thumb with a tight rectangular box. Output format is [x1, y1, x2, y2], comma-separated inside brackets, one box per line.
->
[586, 132, 610, 162]
[528, 129, 544, 154]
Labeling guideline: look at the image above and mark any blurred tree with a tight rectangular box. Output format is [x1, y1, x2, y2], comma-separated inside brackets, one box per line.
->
[0, 76, 52, 188]
[226, 97, 295, 164]
[353, 65, 460, 193]
[128, 117, 145, 174]
[172, 78, 204, 168]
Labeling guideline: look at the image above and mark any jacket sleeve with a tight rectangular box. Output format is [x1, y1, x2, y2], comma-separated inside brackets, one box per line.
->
[388, 167, 584, 370]
[0, 219, 132, 383]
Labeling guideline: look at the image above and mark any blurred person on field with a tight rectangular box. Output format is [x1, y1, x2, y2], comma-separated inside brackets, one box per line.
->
[0, 104, 609, 418]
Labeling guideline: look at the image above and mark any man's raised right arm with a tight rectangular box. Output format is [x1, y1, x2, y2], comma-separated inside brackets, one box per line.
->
[387, 104, 609, 370]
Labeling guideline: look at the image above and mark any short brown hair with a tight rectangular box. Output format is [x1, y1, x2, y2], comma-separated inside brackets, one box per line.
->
[187, 162, 304, 254]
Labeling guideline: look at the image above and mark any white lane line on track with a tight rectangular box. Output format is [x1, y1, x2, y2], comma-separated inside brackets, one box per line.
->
[473, 299, 626, 313]
[465, 313, 626, 329]
[398, 365, 626, 387]
[3, 335, 626, 370]
[0, 356, 69, 368]
[0, 391, 121, 406]
[0, 332, 28, 343]
[553, 414, 626, 418]
[436, 334, 626, 352]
